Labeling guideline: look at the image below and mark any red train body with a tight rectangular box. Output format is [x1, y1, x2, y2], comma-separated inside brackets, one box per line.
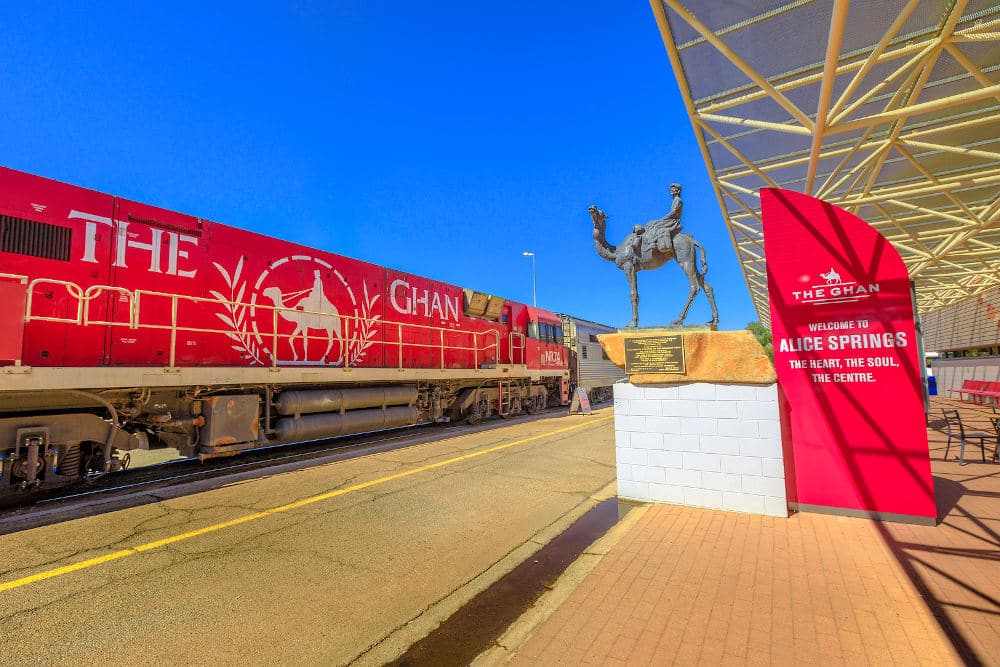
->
[0, 166, 570, 496]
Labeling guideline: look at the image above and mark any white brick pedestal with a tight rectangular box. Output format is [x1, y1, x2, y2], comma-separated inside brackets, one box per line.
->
[614, 382, 788, 518]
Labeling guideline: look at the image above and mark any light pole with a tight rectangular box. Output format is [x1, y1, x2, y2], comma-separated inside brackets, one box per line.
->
[522, 252, 536, 307]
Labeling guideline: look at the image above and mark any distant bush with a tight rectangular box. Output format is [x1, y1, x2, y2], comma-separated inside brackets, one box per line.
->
[746, 321, 773, 363]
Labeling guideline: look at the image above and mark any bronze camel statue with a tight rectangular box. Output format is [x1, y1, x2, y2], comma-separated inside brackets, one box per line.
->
[590, 205, 719, 328]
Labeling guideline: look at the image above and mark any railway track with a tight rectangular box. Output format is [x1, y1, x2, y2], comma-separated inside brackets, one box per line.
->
[0, 407, 578, 534]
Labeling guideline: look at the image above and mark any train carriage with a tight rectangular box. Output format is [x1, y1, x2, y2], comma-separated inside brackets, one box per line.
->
[558, 314, 626, 404]
[0, 166, 570, 497]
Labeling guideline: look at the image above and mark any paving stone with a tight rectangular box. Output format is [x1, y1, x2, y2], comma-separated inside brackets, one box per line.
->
[513, 397, 997, 666]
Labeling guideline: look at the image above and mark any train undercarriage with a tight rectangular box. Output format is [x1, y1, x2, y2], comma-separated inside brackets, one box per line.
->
[0, 376, 562, 499]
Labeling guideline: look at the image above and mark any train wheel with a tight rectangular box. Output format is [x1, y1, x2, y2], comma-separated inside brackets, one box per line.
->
[524, 398, 538, 415]
[466, 399, 487, 425]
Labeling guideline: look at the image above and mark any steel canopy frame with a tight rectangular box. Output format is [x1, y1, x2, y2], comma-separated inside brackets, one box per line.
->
[650, 0, 1000, 324]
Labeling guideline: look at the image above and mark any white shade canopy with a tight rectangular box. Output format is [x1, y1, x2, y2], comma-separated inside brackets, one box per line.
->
[651, 0, 1000, 324]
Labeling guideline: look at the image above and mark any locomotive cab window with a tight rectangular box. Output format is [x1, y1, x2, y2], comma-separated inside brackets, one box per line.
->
[537, 322, 563, 345]
[527, 321, 539, 339]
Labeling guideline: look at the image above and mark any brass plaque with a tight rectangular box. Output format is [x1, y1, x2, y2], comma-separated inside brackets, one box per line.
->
[624, 335, 686, 374]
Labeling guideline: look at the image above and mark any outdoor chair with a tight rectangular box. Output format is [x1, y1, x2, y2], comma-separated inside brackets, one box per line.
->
[942, 409, 992, 465]
[991, 416, 1000, 464]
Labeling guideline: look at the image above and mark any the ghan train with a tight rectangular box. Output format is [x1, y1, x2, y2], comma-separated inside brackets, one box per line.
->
[0, 166, 617, 498]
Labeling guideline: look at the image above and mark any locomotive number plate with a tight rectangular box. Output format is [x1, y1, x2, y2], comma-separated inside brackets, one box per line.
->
[623, 335, 686, 375]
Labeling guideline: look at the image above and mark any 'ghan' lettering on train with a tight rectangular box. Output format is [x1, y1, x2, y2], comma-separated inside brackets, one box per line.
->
[389, 278, 460, 321]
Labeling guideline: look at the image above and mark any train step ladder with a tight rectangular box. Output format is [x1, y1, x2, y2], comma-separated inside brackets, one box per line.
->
[498, 380, 512, 417]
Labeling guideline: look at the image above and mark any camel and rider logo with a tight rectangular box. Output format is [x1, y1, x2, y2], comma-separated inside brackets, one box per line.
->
[819, 267, 842, 285]
[790, 266, 880, 306]
[210, 255, 380, 366]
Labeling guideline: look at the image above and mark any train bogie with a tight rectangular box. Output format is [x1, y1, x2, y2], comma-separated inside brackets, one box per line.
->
[0, 409, 143, 493]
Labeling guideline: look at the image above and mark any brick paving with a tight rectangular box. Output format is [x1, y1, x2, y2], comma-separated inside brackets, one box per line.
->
[511, 397, 1000, 665]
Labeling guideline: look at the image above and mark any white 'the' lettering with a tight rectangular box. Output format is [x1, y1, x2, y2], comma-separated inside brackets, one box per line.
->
[70, 210, 198, 278]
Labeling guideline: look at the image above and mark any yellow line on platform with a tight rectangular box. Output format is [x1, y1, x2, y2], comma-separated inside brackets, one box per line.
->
[0, 416, 612, 593]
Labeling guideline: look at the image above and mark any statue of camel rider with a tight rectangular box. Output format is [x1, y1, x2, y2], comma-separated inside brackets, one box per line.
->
[612, 183, 684, 270]
[645, 183, 684, 253]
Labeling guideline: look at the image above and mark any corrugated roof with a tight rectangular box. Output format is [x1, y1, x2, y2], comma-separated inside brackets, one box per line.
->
[650, 0, 1000, 325]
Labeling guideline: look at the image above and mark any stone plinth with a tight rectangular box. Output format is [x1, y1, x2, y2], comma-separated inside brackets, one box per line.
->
[598, 329, 775, 385]
[613, 382, 787, 517]
[601, 329, 786, 518]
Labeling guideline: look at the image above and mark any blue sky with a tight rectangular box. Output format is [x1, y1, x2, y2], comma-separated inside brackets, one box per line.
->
[1, 2, 758, 330]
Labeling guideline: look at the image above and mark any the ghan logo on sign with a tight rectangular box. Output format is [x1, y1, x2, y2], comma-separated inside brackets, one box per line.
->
[791, 265, 880, 305]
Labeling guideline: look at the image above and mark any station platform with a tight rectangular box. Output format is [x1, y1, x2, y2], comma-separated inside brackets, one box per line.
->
[491, 396, 999, 666]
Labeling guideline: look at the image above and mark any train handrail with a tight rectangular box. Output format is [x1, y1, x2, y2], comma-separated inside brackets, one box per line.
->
[127, 286, 503, 369]
[15, 277, 507, 372]
[83, 285, 137, 328]
[23, 278, 88, 326]
[509, 332, 526, 365]
[0, 272, 29, 285]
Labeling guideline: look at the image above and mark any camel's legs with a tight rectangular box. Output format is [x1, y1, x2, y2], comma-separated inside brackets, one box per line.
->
[698, 273, 719, 324]
[670, 240, 699, 326]
[672, 271, 700, 325]
[323, 331, 344, 365]
[625, 262, 639, 327]
[322, 334, 333, 363]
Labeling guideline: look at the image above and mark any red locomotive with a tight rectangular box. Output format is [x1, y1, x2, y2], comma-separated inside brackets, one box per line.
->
[0, 166, 570, 497]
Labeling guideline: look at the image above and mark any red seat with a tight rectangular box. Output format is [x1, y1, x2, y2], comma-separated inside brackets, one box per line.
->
[949, 379, 995, 404]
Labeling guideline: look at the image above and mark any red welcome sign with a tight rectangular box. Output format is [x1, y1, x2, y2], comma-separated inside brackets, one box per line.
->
[762, 189, 935, 524]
